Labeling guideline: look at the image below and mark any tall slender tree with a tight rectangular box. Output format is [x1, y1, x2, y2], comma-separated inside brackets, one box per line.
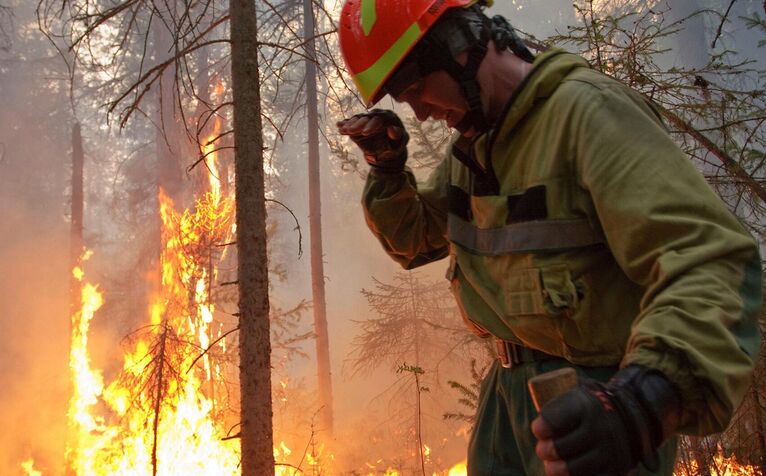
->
[65, 121, 84, 476]
[69, 122, 84, 274]
[303, 0, 334, 434]
[231, 0, 275, 473]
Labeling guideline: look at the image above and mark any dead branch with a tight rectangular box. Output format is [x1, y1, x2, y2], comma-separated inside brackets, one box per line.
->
[711, 0, 738, 49]
[266, 198, 303, 258]
[110, 38, 230, 127]
[186, 326, 241, 373]
[657, 104, 766, 205]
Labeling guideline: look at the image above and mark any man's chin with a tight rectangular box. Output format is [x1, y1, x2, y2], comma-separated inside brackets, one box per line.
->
[455, 124, 477, 138]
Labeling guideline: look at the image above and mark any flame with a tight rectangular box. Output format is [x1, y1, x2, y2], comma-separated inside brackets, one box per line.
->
[63, 176, 239, 474]
[447, 461, 467, 476]
[21, 459, 42, 476]
[674, 448, 758, 476]
[59, 118, 337, 475]
[65, 250, 105, 473]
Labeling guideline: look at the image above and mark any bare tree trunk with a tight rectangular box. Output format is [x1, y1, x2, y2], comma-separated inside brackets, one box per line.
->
[408, 273, 426, 476]
[70, 122, 84, 271]
[303, 0, 334, 435]
[231, 0, 274, 474]
[65, 121, 84, 476]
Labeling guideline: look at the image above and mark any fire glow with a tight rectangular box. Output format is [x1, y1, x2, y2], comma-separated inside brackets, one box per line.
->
[60, 123, 241, 475]
[53, 117, 479, 474]
[25, 89, 756, 476]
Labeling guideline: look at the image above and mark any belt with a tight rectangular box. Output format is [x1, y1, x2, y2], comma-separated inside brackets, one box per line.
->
[495, 339, 558, 369]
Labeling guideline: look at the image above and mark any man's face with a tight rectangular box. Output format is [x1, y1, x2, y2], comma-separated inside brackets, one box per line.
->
[393, 69, 476, 136]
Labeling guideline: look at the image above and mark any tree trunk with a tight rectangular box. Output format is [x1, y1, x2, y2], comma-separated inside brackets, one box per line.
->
[230, 0, 274, 474]
[408, 273, 425, 476]
[65, 121, 84, 476]
[303, 0, 334, 435]
[70, 122, 84, 271]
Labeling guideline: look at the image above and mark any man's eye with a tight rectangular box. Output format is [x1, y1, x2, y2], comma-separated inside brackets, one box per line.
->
[397, 80, 423, 101]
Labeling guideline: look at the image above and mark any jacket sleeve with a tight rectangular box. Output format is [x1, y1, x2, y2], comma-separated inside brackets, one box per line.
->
[362, 159, 451, 269]
[573, 82, 762, 435]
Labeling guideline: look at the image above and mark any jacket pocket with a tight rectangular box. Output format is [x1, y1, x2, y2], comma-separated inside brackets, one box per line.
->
[502, 265, 580, 317]
[503, 268, 546, 315]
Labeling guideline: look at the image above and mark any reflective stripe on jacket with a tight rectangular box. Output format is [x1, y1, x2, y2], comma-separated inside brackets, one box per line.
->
[361, 50, 762, 435]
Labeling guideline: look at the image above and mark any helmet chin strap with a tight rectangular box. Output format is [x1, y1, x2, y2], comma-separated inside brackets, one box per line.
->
[446, 14, 492, 135]
[441, 11, 534, 136]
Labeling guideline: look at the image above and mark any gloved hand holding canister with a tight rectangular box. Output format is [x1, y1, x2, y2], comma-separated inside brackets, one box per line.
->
[531, 365, 682, 476]
[337, 109, 409, 173]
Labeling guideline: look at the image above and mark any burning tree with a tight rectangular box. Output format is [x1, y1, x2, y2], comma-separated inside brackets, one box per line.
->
[64, 162, 242, 475]
[32, 0, 348, 473]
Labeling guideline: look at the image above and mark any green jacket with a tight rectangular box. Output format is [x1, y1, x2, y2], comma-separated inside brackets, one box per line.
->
[362, 50, 761, 435]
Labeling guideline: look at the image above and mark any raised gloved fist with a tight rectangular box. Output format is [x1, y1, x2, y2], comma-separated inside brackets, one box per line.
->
[336, 109, 409, 173]
[531, 365, 681, 476]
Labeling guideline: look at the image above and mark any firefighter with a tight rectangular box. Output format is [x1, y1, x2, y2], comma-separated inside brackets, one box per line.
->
[335, 0, 762, 474]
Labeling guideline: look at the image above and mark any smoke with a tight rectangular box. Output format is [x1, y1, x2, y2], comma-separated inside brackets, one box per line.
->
[0, 193, 70, 475]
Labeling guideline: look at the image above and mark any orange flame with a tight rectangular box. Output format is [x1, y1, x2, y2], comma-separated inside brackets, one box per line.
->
[59, 129, 337, 475]
[21, 459, 42, 476]
[674, 448, 758, 476]
[65, 250, 105, 474]
[447, 461, 467, 476]
[63, 183, 240, 474]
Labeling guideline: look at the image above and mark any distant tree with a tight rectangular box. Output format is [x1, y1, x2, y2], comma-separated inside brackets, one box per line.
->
[350, 271, 473, 472]
[303, 0, 334, 435]
[351, 272, 465, 377]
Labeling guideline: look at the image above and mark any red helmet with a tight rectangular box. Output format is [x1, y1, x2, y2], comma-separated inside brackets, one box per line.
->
[338, 0, 481, 106]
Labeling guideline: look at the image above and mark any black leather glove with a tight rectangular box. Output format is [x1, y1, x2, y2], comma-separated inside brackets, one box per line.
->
[339, 109, 409, 173]
[539, 365, 681, 475]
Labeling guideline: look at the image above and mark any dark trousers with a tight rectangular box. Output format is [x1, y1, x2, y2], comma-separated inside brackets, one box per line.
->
[467, 358, 678, 476]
